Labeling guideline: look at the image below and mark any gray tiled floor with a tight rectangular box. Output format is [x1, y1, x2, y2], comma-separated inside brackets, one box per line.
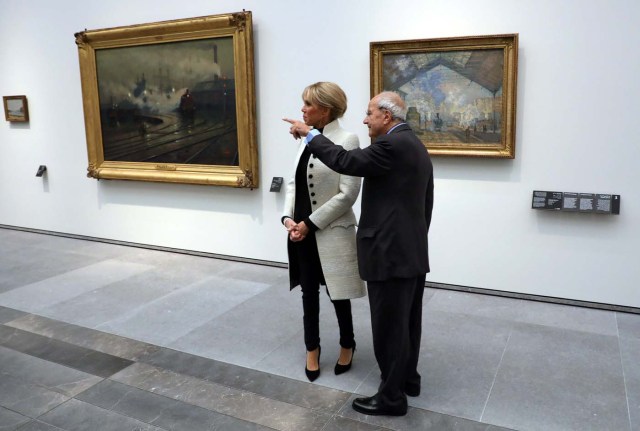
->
[0, 227, 638, 431]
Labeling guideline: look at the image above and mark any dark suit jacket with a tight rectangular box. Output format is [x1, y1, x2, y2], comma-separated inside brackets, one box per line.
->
[308, 123, 434, 282]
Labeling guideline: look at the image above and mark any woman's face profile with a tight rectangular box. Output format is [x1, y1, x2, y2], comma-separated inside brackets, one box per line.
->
[301, 98, 329, 128]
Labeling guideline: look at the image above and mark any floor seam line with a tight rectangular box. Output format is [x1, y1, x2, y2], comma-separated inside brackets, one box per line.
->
[480, 327, 512, 423]
[615, 312, 634, 431]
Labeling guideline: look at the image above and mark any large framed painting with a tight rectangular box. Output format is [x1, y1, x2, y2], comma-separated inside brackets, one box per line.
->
[3, 95, 29, 123]
[75, 11, 258, 187]
[371, 34, 518, 158]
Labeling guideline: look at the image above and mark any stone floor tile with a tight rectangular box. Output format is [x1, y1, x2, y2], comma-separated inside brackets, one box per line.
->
[482, 323, 629, 431]
[0, 260, 153, 312]
[412, 310, 512, 420]
[338, 394, 492, 431]
[0, 405, 31, 430]
[0, 346, 102, 397]
[218, 260, 289, 285]
[9, 420, 65, 431]
[0, 306, 25, 324]
[0, 326, 132, 378]
[427, 289, 525, 322]
[427, 289, 619, 337]
[140, 346, 352, 413]
[5, 314, 159, 361]
[168, 284, 301, 367]
[96, 275, 270, 346]
[618, 311, 640, 340]
[321, 415, 391, 431]
[37, 399, 165, 431]
[112, 362, 333, 431]
[0, 373, 69, 418]
[78, 379, 272, 431]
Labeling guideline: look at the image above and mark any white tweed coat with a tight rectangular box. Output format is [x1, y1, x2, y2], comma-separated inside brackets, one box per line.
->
[283, 119, 366, 300]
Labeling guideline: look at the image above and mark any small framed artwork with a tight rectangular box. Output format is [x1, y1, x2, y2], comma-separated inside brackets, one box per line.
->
[75, 11, 258, 187]
[3, 95, 30, 122]
[371, 34, 518, 158]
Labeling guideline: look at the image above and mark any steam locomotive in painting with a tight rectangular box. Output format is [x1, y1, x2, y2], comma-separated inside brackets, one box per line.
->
[178, 78, 235, 120]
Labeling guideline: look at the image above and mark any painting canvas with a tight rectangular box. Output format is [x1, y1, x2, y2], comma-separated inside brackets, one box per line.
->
[371, 34, 518, 158]
[76, 12, 258, 187]
[96, 38, 237, 166]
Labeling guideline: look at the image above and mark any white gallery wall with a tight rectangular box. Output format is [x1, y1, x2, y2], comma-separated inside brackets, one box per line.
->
[1, 0, 638, 308]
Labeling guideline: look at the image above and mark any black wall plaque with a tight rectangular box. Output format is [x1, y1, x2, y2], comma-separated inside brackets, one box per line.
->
[35, 165, 47, 177]
[532, 190, 620, 215]
[611, 195, 621, 214]
[578, 193, 595, 212]
[562, 192, 579, 212]
[532, 191, 563, 210]
[270, 177, 284, 192]
[595, 194, 613, 214]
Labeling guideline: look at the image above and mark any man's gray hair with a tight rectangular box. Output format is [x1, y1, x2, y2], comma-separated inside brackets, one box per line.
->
[376, 91, 407, 121]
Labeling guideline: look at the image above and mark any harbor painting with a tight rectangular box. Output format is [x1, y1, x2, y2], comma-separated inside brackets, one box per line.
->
[76, 12, 258, 187]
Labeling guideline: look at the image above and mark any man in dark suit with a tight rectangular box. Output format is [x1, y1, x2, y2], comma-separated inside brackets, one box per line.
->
[284, 91, 434, 416]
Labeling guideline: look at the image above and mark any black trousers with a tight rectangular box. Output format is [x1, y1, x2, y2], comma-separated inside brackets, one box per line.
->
[367, 274, 426, 408]
[293, 232, 355, 352]
[300, 277, 354, 352]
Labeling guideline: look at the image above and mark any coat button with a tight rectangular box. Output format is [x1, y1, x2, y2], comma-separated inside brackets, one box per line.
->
[309, 183, 314, 188]
[308, 174, 313, 179]
[309, 164, 314, 168]
[312, 201, 317, 205]
[311, 192, 315, 196]
[312, 155, 317, 159]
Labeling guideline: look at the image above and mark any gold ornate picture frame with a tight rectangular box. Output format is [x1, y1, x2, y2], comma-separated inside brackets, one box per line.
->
[3, 95, 29, 123]
[75, 11, 258, 187]
[371, 34, 518, 158]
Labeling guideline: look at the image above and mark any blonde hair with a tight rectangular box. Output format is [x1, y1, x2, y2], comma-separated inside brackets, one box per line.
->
[302, 82, 348, 121]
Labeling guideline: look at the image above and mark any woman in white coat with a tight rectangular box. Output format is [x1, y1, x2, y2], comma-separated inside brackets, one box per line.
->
[282, 82, 365, 382]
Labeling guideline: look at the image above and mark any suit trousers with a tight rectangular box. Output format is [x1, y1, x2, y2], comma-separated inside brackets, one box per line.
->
[367, 274, 426, 408]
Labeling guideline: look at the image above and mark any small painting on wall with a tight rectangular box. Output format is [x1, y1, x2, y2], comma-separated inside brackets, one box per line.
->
[3, 95, 29, 123]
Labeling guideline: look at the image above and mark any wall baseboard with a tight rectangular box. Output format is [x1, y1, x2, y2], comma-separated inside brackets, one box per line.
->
[2, 224, 637, 315]
[0, 224, 287, 269]
[424, 281, 639, 315]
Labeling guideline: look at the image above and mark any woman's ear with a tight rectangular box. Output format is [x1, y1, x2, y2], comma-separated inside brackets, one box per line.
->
[321, 106, 331, 121]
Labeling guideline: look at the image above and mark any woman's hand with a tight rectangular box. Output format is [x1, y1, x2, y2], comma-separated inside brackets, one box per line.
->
[285, 218, 305, 242]
[284, 218, 295, 231]
[285, 219, 309, 242]
[294, 221, 309, 238]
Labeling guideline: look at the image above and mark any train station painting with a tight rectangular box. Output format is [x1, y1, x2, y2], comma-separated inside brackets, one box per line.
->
[76, 12, 258, 187]
[371, 34, 518, 158]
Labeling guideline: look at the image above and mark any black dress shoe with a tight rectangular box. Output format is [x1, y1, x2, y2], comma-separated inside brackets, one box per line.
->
[352, 396, 407, 416]
[305, 346, 321, 382]
[405, 383, 420, 397]
[334, 343, 355, 375]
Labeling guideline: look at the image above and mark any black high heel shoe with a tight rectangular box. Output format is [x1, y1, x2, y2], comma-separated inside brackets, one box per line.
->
[334, 343, 355, 375]
[305, 346, 321, 382]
